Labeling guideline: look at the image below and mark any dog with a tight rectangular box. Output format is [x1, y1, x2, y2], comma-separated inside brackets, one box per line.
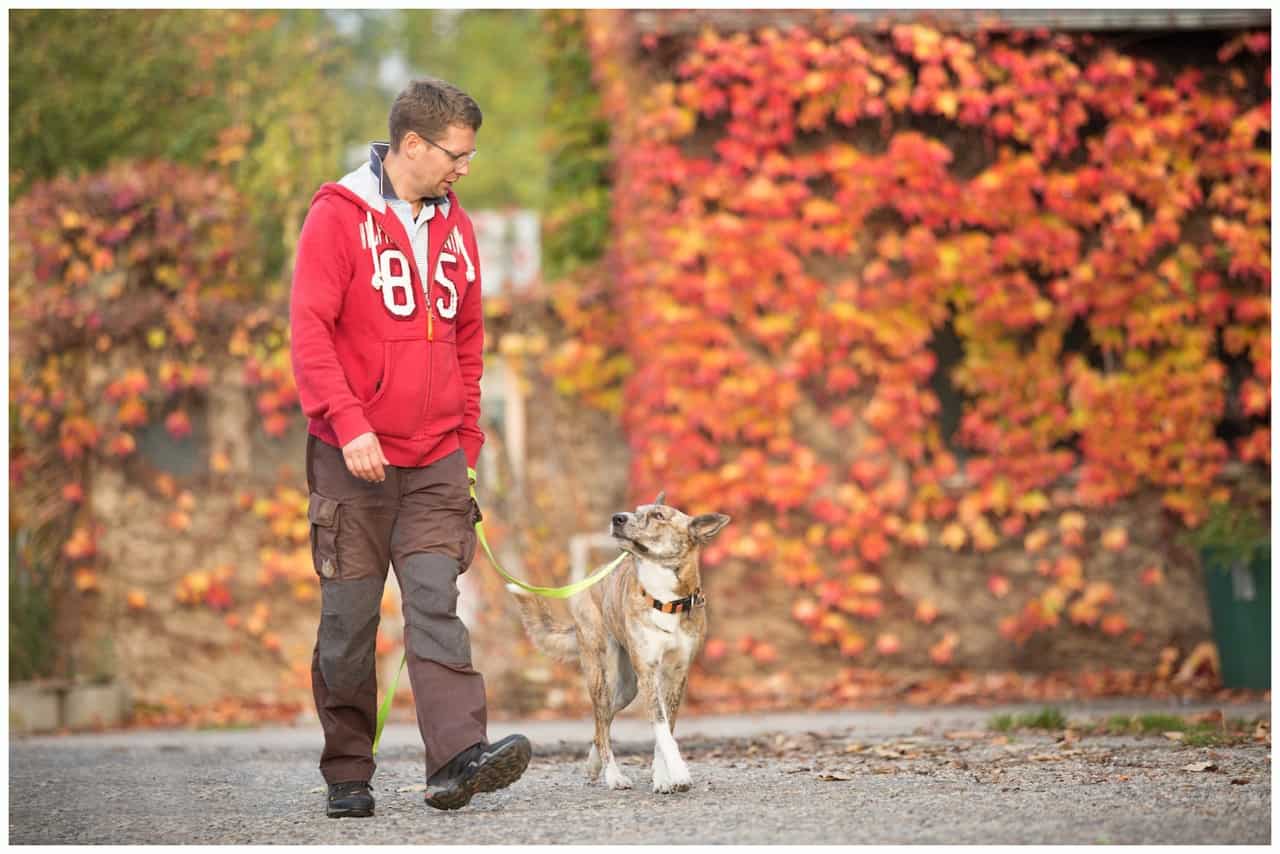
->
[511, 492, 730, 793]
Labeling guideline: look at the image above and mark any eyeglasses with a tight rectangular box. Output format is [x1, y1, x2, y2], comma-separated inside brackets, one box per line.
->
[421, 136, 478, 165]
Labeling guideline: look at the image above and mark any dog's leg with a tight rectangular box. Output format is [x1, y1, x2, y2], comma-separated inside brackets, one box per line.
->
[660, 672, 692, 791]
[608, 638, 638, 712]
[582, 649, 631, 789]
[637, 664, 692, 794]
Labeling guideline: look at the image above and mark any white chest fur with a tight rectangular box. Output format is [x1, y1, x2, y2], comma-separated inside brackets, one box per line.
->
[636, 558, 680, 602]
[633, 558, 699, 662]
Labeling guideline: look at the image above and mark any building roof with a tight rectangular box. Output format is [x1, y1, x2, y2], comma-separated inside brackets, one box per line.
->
[632, 9, 1271, 35]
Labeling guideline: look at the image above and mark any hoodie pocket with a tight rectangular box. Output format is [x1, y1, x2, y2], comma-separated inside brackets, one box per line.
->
[426, 340, 465, 428]
[364, 337, 429, 439]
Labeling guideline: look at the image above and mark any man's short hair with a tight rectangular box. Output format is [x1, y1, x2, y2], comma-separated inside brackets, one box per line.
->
[388, 78, 483, 151]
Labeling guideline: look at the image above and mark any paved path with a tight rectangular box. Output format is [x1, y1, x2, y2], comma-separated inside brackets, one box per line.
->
[10, 699, 1270, 844]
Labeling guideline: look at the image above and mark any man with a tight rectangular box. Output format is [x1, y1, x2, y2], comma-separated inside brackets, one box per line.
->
[290, 77, 530, 818]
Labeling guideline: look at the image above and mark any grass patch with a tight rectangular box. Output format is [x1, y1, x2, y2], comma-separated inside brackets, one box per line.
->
[1021, 707, 1068, 730]
[988, 706, 1068, 732]
[1105, 715, 1133, 735]
[1092, 713, 1260, 747]
[1134, 714, 1190, 733]
[196, 721, 255, 732]
[990, 714, 1015, 732]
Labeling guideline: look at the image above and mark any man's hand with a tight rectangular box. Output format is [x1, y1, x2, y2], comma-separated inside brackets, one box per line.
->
[343, 432, 390, 482]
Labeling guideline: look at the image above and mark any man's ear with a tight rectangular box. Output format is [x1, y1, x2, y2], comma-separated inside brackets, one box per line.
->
[690, 513, 731, 544]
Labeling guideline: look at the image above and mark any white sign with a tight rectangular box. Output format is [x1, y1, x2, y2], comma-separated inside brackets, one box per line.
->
[471, 210, 541, 296]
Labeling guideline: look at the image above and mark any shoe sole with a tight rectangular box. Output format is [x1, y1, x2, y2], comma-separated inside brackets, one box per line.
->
[424, 737, 532, 811]
[326, 807, 374, 819]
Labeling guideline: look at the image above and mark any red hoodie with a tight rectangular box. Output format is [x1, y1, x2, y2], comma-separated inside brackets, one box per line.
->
[289, 162, 485, 469]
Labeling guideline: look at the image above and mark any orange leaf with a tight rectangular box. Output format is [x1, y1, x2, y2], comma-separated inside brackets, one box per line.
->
[1024, 529, 1052, 553]
[74, 567, 99, 593]
[940, 523, 967, 550]
[839, 632, 867, 657]
[751, 642, 779, 664]
[929, 632, 958, 664]
[915, 600, 939, 624]
[874, 633, 901, 655]
[1101, 526, 1128, 551]
[791, 598, 821, 625]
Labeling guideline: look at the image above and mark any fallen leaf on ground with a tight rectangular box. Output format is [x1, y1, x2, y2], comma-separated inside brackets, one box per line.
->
[398, 783, 427, 792]
[944, 730, 987, 740]
[1182, 762, 1217, 773]
[817, 772, 851, 781]
[1231, 778, 1251, 785]
[1163, 732, 1185, 742]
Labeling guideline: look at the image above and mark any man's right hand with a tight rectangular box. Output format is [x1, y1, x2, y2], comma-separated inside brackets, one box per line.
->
[343, 432, 390, 482]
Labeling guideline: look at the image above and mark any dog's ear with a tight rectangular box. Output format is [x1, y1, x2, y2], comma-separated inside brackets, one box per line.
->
[654, 490, 666, 506]
[689, 513, 730, 544]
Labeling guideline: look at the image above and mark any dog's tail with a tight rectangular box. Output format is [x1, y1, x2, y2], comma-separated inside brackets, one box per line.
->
[506, 584, 579, 663]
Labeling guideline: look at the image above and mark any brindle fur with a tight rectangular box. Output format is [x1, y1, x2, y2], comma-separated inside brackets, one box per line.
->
[512, 493, 730, 793]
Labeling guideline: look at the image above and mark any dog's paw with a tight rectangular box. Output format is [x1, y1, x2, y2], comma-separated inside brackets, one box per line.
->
[604, 765, 633, 790]
[652, 775, 692, 794]
[585, 746, 602, 780]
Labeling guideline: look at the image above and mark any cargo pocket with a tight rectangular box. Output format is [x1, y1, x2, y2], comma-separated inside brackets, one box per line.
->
[309, 492, 341, 579]
[459, 497, 481, 573]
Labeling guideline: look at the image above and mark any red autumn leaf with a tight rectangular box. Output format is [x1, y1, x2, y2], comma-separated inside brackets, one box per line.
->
[987, 574, 1011, 598]
[858, 532, 891, 563]
[1100, 614, 1129, 637]
[165, 410, 193, 439]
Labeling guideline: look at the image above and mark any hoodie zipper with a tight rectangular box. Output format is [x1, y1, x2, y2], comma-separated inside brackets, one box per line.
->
[370, 208, 434, 341]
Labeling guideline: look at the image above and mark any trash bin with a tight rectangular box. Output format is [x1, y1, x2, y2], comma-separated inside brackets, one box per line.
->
[1200, 542, 1270, 690]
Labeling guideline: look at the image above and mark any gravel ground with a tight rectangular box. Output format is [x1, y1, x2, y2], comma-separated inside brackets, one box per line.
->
[9, 702, 1270, 845]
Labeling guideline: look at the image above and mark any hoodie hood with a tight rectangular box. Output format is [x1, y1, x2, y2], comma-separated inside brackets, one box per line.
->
[319, 142, 453, 217]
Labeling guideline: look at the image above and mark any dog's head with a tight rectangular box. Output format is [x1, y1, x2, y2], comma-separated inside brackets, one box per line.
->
[610, 491, 731, 568]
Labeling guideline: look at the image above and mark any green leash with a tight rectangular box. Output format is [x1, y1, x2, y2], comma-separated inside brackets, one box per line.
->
[371, 471, 626, 755]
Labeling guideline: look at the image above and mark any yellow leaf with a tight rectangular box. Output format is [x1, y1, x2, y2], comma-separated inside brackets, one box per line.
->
[940, 523, 967, 550]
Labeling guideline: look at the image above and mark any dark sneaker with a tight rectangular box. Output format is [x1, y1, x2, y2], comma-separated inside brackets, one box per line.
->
[424, 734, 532, 811]
[326, 780, 374, 818]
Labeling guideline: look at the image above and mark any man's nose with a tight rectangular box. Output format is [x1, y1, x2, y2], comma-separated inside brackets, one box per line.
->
[456, 158, 471, 176]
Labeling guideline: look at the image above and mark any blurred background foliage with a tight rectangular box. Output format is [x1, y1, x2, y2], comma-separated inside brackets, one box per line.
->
[8, 9, 562, 683]
[10, 9, 551, 291]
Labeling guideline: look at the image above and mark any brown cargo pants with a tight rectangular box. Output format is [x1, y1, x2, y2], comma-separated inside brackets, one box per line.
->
[306, 435, 486, 784]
